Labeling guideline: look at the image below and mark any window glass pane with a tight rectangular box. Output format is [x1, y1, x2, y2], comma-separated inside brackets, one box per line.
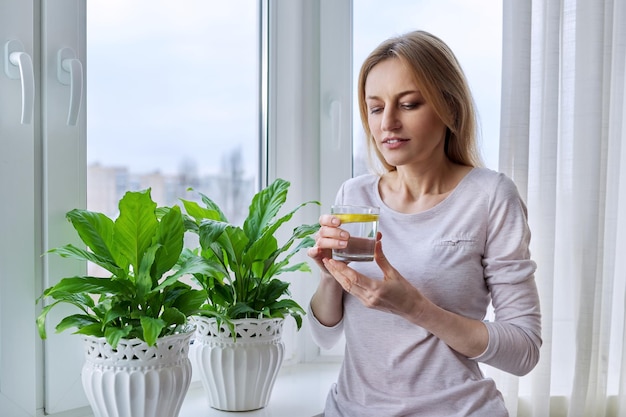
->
[86, 0, 260, 224]
[353, 0, 502, 174]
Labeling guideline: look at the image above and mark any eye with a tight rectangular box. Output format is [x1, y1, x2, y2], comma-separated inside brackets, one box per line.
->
[368, 106, 383, 114]
[401, 102, 419, 110]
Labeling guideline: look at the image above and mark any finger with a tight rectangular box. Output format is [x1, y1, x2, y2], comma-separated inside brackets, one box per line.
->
[319, 214, 342, 227]
[317, 225, 350, 240]
[315, 237, 349, 251]
[315, 225, 350, 250]
[373, 240, 395, 276]
[322, 258, 356, 293]
[307, 246, 324, 260]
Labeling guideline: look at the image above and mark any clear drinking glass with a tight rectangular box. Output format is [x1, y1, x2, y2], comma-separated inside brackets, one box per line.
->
[331, 205, 380, 262]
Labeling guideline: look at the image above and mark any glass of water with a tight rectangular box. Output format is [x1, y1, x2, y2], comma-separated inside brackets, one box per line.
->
[331, 205, 379, 262]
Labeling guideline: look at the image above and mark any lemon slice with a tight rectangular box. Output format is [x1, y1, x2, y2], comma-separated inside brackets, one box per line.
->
[334, 213, 379, 223]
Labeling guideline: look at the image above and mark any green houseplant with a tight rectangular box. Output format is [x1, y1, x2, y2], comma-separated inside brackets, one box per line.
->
[181, 178, 320, 411]
[181, 177, 320, 329]
[36, 189, 211, 417]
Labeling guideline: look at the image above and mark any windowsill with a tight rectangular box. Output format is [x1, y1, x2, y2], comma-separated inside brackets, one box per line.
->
[179, 361, 340, 417]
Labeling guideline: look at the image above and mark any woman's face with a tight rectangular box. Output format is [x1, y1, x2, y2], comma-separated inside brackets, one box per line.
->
[364, 58, 447, 169]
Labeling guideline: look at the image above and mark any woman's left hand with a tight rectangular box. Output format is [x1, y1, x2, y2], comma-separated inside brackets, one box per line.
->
[322, 234, 490, 358]
[322, 237, 426, 320]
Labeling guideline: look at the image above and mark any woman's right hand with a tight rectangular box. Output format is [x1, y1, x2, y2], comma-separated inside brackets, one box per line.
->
[307, 214, 349, 272]
[309, 213, 349, 327]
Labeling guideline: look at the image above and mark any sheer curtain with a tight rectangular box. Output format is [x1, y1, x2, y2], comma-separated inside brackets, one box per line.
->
[496, 0, 626, 416]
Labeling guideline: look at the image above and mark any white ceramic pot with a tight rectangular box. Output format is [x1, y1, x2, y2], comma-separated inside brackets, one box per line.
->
[81, 331, 193, 417]
[192, 316, 285, 411]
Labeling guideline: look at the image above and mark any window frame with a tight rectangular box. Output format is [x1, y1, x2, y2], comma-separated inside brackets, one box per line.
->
[0, 1, 39, 415]
[266, 0, 353, 363]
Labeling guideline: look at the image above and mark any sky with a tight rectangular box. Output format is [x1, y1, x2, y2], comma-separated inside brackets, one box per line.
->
[86, 0, 502, 178]
[86, 0, 259, 177]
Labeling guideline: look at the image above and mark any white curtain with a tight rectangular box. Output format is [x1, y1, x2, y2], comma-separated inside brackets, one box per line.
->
[496, 0, 626, 416]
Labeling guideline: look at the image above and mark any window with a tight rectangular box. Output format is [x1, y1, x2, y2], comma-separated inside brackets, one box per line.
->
[86, 0, 260, 222]
[84, 0, 262, 393]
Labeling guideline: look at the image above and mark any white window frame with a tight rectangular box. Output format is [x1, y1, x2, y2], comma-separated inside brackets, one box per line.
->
[266, 0, 352, 363]
[0, 1, 39, 416]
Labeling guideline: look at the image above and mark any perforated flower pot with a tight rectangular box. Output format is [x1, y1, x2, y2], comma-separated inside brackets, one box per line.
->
[192, 316, 285, 411]
[81, 330, 194, 417]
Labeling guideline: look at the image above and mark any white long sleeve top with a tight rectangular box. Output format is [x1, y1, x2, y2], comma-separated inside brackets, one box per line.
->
[308, 168, 542, 417]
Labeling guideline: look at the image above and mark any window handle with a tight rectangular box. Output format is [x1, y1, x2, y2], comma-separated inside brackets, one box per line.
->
[4, 40, 35, 125]
[57, 47, 83, 126]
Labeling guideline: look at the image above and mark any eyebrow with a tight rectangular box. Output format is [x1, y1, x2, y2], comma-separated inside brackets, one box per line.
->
[365, 90, 421, 101]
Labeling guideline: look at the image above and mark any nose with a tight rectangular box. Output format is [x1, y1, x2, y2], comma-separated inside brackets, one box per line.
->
[381, 107, 401, 132]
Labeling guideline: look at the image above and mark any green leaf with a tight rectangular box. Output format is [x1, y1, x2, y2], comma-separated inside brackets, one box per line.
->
[292, 313, 303, 330]
[271, 298, 305, 314]
[103, 300, 135, 324]
[135, 243, 160, 299]
[42, 276, 132, 299]
[181, 199, 224, 224]
[153, 255, 222, 292]
[92, 297, 113, 320]
[155, 206, 170, 220]
[243, 178, 289, 243]
[253, 204, 319, 257]
[228, 302, 257, 318]
[183, 215, 200, 234]
[245, 233, 278, 269]
[48, 244, 126, 277]
[112, 189, 158, 273]
[73, 323, 105, 337]
[140, 316, 166, 346]
[104, 325, 133, 349]
[66, 209, 115, 261]
[198, 192, 229, 222]
[215, 226, 248, 275]
[170, 288, 207, 315]
[36, 301, 63, 339]
[262, 234, 316, 279]
[247, 213, 318, 280]
[269, 299, 305, 329]
[55, 314, 99, 334]
[209, 282, 235, 309]
[259, 279, 290, 304]
[198, 219, 230, 249]
[154, 205, 185, 278]
[161, 307, 186, 326]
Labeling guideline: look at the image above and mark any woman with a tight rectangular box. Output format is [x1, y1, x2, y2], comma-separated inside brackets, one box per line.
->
[307, 30, 541, 417]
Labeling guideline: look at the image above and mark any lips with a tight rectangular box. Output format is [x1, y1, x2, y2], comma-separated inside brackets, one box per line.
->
[382, 137, 409, 148]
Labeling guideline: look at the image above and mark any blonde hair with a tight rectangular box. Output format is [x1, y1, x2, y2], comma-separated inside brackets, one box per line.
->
[357, 30, 483, 173]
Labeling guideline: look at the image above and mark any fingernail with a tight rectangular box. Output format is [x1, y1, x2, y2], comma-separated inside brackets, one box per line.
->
[340, 231, 349, 239]
[338, 241, 347, 247]
[332, 217, 340, 226]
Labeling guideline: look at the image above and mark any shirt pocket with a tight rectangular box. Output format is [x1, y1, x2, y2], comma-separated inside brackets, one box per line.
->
[434, 236, 478, 248]
[430, 235, 481, 265]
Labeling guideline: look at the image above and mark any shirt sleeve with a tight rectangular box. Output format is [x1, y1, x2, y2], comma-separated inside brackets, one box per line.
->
[472, 173, 542, 376]
[307, 302, 344, 350]
[306, 181, 350, 351]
